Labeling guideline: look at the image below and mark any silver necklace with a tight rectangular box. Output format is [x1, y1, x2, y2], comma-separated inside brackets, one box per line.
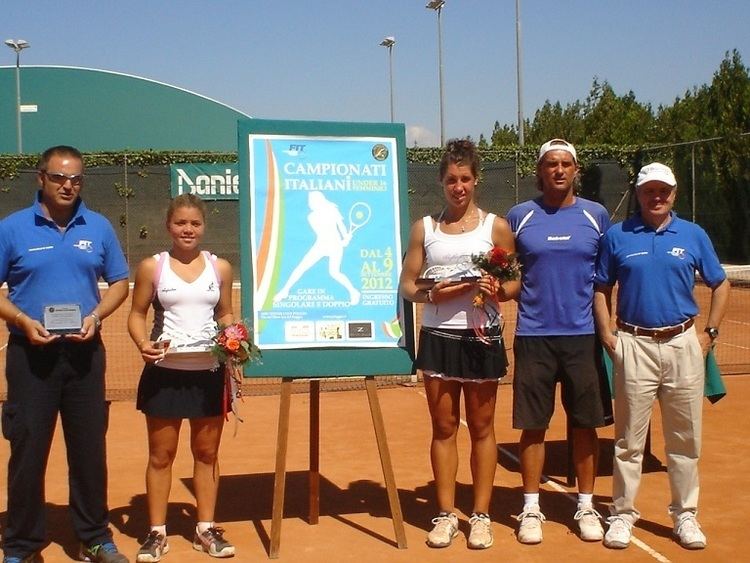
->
[459, 212, 477, 232]
[439, 208, 481, 232]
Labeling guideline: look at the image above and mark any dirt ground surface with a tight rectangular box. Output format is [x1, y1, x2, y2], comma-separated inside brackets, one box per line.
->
[1, 374, 749, 563]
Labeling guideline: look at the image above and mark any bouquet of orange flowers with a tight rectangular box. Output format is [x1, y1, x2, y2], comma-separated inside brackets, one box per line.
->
[469, 246, 521, 343]
[211, 321, 261, 422]
[212, 321, 261, 366]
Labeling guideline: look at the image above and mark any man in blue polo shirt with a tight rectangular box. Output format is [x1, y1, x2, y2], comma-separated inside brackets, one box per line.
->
[594, 162, 729, 551]
[507, 139, 612, 545]
[0, 146, 130, 563]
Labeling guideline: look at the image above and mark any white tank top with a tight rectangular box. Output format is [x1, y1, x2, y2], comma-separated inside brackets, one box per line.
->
[151, 253, 221, 370]
[421, 212, 502, 329]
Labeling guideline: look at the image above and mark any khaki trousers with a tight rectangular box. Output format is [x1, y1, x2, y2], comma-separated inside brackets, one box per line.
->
[610, 325, 704, 524]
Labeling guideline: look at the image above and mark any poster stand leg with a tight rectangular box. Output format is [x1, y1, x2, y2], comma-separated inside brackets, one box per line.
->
[364, 376, 407, 549]
[309, 379, 320, 524]
[267, 376, 407, 558]
[269, 377, 293, 559]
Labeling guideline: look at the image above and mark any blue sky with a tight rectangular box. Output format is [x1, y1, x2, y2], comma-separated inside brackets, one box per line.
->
[3, 1, 749, 147]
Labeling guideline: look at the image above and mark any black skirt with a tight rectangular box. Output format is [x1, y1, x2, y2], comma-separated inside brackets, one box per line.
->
[136, 364, 224, 419]
[414, 326, 508, 381]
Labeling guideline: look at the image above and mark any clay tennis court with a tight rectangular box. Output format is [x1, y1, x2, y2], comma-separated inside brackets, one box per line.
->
[1, 377, 748, 562]
[1, 284, 749, 562]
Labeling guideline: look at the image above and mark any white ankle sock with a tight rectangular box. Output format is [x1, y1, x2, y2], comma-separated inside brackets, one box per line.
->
[197, 521, 214, 534]
[578, 493, 593, 506]
[523, 493, 540, 509]
[150, 524, 166, 537]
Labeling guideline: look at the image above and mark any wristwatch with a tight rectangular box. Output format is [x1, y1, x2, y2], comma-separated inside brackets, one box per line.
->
[704, 327, 719, 340]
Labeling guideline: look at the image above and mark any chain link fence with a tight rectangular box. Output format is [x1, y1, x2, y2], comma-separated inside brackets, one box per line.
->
[1, 153, 747, 400]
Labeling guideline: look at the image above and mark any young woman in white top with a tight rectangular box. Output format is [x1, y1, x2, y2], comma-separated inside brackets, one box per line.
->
[128, 194, 236, 561]
[400, 139, 520, 550]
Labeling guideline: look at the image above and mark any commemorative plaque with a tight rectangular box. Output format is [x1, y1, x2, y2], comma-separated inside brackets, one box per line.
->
[43, 304, 82, 334]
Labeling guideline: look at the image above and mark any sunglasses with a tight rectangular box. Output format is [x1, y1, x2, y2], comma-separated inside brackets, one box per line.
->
[43, 171, 84, 186]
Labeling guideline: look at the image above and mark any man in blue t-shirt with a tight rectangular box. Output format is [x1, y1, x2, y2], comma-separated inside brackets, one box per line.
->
[594, 162, 729, 551]
[0, 146, 130, 563]
[506, 139, 612, 545]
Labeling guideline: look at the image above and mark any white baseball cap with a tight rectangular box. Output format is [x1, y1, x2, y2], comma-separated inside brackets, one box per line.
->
[538, 138, 577, 163]
[636, 162, 677, 188]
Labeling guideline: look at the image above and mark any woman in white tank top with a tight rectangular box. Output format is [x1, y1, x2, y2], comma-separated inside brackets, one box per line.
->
[399, 140, 520, 550]
[127, 194, 237, 560]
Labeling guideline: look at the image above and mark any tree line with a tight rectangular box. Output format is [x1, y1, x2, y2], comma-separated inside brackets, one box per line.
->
[478, 50, 750, 264]
[483, 49, 749, 149]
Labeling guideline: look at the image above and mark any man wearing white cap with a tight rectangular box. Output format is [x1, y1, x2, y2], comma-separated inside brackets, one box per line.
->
[594, 162, 730, 550]
[507, 139, 613, 544]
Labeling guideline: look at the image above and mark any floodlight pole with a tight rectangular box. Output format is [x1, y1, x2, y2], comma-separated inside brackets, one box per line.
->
[515, 0, 525, 146]
[380, 37, 396, 123]
[4, 39, 30, 154]
[426, 1, 446, 147]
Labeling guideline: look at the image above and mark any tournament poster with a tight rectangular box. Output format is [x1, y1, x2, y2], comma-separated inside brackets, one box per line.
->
[247, 134, 404, 349]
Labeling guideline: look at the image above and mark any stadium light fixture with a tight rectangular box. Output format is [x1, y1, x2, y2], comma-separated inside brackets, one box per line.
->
[4, 39, 31, 154]
[379, 36, 396, 123]
[515, 0, 525, 146]
[425, 1, 445, 146]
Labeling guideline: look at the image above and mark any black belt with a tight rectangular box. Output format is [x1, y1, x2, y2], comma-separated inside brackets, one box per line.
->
[616, 318, 694, 340]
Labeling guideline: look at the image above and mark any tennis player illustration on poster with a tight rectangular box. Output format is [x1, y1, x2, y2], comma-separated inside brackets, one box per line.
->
[273, 192, 371, 305]
[247, 134, 402, 349]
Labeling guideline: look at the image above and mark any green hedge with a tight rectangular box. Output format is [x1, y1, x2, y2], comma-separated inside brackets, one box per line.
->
[1, 145, 661, 182]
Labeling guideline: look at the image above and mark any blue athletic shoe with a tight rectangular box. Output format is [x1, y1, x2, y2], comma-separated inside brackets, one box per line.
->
[3, 553, 41, 563]
[79, 541, 129, 563]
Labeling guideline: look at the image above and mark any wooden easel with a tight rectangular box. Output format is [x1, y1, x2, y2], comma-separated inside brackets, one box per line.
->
[268, 376, 407, 558]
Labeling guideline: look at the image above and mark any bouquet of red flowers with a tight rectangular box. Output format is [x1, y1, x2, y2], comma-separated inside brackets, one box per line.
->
[211, 321, 261, 423]
[469, 246, 521, 343]
[471, 246, 521, 285]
